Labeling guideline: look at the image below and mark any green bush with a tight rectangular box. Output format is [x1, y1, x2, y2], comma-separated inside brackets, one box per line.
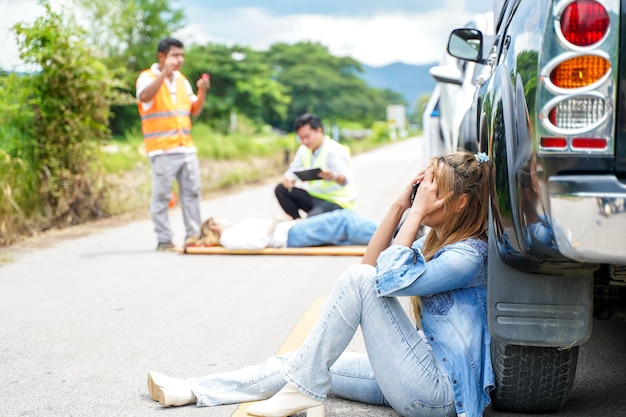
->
[0, 74, 37, 161]
[0, 70, 40, 244]
[0, 151, 41, 245]
[13, 2, 124, 227]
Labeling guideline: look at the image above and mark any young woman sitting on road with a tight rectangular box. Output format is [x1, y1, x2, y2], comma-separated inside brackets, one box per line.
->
[147, 150, 495, 417]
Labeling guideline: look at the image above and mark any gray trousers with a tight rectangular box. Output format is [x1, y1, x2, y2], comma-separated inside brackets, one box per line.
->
[149, 152, 202, 243]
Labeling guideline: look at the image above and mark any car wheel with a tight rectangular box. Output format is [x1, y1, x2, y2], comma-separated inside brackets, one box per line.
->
[491, 339, 578, 413]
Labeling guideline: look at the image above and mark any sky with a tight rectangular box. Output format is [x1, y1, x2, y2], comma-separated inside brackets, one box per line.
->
[0, 0, 491, 71]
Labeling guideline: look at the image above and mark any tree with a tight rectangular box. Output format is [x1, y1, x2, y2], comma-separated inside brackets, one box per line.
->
[183, 44, 290, 132]
[78, 0, 184, 79]
[412, 94, 432, 125]
[264, 42, 404, 130]
[13, 1, 125, 226]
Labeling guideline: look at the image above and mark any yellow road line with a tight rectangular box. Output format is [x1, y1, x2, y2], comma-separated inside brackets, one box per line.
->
[231, 297, 326, 417]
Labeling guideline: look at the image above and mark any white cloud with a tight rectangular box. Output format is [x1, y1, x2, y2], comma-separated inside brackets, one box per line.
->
[1, 0, 480, 71]
[0, 0, 77, 71]
[177, 7, 476, 67]
[0, 0, 43, 71]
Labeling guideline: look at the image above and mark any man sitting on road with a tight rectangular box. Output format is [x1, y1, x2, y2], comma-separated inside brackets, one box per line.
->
[275, 113, 357, 219]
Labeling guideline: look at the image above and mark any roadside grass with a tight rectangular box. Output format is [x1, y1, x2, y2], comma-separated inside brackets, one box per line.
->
[99, 124, 294, 219]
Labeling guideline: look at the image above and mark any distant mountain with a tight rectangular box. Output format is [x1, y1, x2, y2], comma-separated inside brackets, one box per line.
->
[359, 62, 437, 111]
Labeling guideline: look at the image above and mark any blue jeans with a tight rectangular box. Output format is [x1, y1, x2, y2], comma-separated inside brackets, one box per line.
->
[189, 265, 455, 417]
[286, 210, 377, 247]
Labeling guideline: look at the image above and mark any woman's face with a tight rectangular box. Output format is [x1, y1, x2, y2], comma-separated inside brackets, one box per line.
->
[420, 162, 454, 234]
[421, 202, 447, 235]
[209, 221, 224, 235]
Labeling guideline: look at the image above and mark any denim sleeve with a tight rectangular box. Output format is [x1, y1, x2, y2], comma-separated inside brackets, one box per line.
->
[374, 241, 484, 297]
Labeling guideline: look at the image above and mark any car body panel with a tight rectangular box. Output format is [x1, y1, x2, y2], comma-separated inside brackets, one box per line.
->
[447, 0, 626, 347]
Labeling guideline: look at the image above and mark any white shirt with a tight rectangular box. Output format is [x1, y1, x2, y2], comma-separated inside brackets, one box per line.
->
[136, 63, 197, 110]
[285, 136, 353, 185]
[219, 218, 297, 250]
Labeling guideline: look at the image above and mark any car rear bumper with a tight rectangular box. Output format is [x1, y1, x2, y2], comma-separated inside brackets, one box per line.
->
[549, 175, 626, 264]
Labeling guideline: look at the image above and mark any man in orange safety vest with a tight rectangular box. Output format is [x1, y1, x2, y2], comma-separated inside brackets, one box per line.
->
[136, 37, 210, 251]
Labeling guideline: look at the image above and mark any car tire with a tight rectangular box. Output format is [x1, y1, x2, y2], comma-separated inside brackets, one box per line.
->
[491, 339, 578, 413]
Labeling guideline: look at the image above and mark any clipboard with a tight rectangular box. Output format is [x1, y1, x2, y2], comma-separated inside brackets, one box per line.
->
[293, 168, 322, 181]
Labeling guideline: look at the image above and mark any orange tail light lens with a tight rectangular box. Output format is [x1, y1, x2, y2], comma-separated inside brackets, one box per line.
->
[550, 55, 610, 89]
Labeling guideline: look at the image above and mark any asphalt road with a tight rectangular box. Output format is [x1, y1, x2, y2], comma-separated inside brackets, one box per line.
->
[1, 136, 626, 417]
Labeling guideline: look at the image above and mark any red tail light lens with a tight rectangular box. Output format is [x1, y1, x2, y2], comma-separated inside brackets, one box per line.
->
[541, 137, 568, 149]
[560, 0, 609, 46]
[571, 137, 608, 149]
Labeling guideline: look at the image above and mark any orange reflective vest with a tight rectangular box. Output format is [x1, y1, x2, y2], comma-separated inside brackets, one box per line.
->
[138, 71, 194, 154]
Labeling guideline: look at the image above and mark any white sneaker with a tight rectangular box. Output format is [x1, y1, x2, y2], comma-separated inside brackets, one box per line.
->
[147, 371, 196, 407]
[247, 383, 325, 417]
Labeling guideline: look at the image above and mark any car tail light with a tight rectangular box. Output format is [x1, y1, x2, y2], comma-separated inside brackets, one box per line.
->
[541, 137, 568, 149]
[550, 55, 610, 88]
[540, 136, 608, 151]
[560, 0, 609, 46]
[571, 137, 608, 149]
[548, 96, 606, 129]
[537, 0, 616, 155]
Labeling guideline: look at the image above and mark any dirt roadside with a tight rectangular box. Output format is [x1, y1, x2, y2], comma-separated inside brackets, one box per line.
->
[0, 157, 284, 265]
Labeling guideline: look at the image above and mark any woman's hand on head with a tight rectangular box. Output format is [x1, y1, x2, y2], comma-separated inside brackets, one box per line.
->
[393, 171, 426, 210]
[410, 167, 450, 217]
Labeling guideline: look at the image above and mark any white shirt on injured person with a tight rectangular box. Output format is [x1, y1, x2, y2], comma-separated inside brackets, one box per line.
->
[218, 218, 296, 250]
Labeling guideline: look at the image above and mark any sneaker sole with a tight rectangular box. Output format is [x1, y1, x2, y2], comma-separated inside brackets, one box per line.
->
[157, 247, 179, 252]
[147, 372, 160, 402]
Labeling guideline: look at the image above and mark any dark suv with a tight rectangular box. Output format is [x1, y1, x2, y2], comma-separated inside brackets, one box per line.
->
[447, 0, 626, 413]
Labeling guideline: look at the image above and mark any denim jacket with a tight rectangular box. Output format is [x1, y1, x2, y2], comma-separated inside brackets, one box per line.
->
[375, 237, 494, 417]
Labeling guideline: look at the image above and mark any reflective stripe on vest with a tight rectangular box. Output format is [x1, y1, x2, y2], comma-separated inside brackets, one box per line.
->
[138, 71, 194, 153]
[299, 138, 357, 210]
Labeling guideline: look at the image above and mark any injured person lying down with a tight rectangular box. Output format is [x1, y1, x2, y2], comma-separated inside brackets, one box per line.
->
[192, 209, 378, 250]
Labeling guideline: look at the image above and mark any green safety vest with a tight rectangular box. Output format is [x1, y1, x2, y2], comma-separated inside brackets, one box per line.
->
[299, 138, 357, 210]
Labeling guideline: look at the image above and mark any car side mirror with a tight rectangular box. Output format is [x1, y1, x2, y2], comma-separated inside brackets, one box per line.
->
[447, 28, 484, 63]
[429, 65, 463, 86]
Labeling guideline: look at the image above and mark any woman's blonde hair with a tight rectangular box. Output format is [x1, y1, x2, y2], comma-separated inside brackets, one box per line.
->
[411, 151, 492, 325]
[199, 218, 222, 246]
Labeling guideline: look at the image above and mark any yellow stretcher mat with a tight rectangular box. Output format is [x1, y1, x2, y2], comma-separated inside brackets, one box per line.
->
[180, 245, 367, 256]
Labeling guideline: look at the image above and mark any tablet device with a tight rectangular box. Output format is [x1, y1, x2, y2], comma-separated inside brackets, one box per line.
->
[294, 168, 322, 181]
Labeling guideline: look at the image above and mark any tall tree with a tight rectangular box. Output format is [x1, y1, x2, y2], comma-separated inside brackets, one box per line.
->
[264, 41, 404, 130]
[184, 44, 290, 132]
[78, 0, 184, 81]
